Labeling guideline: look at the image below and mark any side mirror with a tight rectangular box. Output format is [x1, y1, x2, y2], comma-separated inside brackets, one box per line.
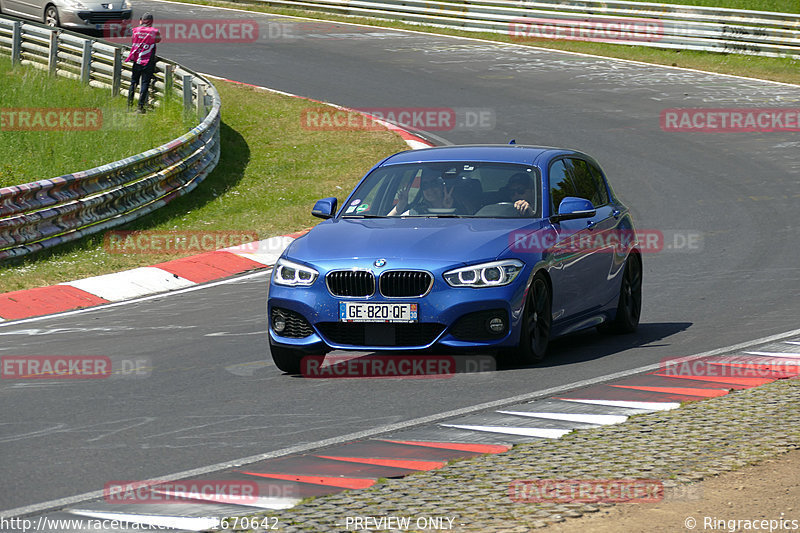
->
[550, 197, 596, 223]
[312, 197, 337, 219]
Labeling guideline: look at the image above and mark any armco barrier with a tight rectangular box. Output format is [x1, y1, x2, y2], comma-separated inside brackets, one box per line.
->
[253, 0, 800, 58]
[0, 16, 220, 261]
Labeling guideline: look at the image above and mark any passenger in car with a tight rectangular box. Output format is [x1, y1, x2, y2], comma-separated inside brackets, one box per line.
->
[388, 169, 471, 215]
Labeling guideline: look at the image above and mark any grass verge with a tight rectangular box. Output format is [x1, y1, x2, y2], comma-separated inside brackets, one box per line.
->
[0, 78, 407, 292]
[169, 0, 799, 85]
[0, 56, 196, 188]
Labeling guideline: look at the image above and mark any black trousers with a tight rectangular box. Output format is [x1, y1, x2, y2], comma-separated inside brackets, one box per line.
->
[128, 60, 156, 110]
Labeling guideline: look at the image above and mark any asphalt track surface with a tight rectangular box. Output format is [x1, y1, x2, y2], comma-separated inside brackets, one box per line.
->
[2, 0, 800, 513]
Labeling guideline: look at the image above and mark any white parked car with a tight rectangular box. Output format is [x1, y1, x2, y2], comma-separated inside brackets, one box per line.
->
[0, 0, 131, 31]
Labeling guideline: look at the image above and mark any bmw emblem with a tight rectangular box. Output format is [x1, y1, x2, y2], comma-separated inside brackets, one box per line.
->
[374, 259, 387, 268]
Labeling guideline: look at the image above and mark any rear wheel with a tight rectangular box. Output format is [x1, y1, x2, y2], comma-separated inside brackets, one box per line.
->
[269, 340, 303, 374]
[606, 252, 642, 333]
[44, 5, 60, 27]
[502, 273, 551, 367]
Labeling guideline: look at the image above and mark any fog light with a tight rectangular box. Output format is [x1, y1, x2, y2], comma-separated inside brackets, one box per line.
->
[273, 313, 286, 333]
[487, 317, 505, 334]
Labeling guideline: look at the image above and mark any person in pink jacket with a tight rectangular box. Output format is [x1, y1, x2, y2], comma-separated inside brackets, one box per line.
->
[126, 12, 162, 113]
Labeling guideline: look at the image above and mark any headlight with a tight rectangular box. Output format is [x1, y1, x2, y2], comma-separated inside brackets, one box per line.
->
[272, 258, 318, 287]
[444, 260, 524, 288]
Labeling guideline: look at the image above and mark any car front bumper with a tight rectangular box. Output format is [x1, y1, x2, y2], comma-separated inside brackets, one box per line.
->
[268, 273, 530, 354]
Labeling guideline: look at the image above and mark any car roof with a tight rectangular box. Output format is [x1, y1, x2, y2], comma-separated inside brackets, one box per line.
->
[380, 144, 578, 166]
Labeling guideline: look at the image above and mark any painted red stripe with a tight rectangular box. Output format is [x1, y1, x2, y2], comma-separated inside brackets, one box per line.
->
[240, 472, 375, 489]
[651, 373, 773, 387]
[155, 251, 265, 283]
[610, 385, 729, 398]
[316, 456, 445, 471]
[381, 440, 511, 454]
[0, 285, 109, 320]
[284, 229, 312, 239]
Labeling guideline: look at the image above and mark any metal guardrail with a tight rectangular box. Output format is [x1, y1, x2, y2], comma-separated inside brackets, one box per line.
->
[0, 16, 220, 261]
[253, 0, 800, 58]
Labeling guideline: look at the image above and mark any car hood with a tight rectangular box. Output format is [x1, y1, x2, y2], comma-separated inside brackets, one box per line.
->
[284, 217, 549, 266]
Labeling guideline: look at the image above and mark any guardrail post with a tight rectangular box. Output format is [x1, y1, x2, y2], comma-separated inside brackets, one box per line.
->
[11, 21, 22, 66]
[48, 29, 58, 75]
[112, 47, 122, 97]
[164, 64, 174, 99]
[81, 39, 92, 85]
[182, 74, 193, 111]
[196, 82, 206, 117]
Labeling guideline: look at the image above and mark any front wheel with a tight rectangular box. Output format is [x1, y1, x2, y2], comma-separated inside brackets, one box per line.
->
[269, 341, 304, 374]
[606, 252, 642, 333]
[44, 5, 60, 27]
[501, 273, 551, 367]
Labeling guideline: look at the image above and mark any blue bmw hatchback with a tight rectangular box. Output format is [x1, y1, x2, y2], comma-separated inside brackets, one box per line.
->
[268, 145, 642, 373]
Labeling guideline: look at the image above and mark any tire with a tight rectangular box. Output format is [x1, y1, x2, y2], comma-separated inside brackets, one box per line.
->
[606, 252, 642, 333]
[501, 273, 551, 367]
[269, 340, 304, 374]
[44, 5, 60, 27]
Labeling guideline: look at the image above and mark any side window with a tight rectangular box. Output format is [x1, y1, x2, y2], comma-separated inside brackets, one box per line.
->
[566, 158, 609, 207]
[587, 160, 610, 206]
[549, 159, 576, 213]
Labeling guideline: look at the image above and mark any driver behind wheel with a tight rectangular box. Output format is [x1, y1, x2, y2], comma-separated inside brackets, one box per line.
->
[505, 172, 536, 216]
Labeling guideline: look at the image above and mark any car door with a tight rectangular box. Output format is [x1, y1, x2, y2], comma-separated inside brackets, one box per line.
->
[546, 158, 597, 325]
[0, 0, 32, 19]
[563, 157, 617, 311]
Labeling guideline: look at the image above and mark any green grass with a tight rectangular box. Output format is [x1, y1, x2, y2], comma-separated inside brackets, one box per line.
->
[173, 0, 800, 85]
[622, 0, 799, 11]
[0, 79, 408, 292]
[0, 56, 196, 188]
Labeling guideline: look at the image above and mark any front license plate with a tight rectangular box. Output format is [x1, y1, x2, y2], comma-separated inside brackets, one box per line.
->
[339, 302, 418, 323]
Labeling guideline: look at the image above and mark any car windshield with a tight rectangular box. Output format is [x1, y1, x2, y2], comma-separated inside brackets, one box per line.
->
[340, 162, 541, 218]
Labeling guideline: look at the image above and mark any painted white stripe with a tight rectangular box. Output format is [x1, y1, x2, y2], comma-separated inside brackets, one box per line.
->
[440, 423, 571, 439]
[67, 509, 219, 531]
[222, 236, 295, 266]
[152, 489, 301, 510]
[63, 267, 195, 302]
[497, 411, 628, 425]
[744, 351, 800, 359]
[405, 139, 434, 150]
[560, 399, 680, 411]
[784, 341, 800, 345]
